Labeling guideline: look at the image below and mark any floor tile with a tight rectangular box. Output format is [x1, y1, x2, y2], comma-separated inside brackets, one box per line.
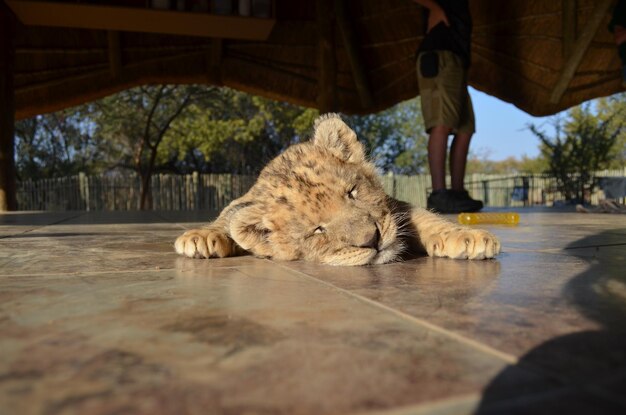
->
[2, 210, 625, 414]
[481, 213, 626, 250]
[0, 212, 82, 238]
[281, 248, 626, 386]
[153, 209, 220, 224]
[0, 229, 178, 276]
[0, 214, 261, 275]
[0, 263, 550, 415]
[347, 394, 481, 415]
[61, 211, 174, 225]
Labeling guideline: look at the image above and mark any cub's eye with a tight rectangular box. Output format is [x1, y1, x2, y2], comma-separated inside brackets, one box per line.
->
[314, 226, 326, 234]
[347, 186, 358, 199]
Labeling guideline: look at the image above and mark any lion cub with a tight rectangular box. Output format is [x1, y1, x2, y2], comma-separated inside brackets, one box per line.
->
[175, 114, 500, 265]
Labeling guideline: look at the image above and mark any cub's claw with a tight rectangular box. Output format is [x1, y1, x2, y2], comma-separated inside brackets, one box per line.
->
[174, 229, 236, 259]
[424, 229, 500, 260]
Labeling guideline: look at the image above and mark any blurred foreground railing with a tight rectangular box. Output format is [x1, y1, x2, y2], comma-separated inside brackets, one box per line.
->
[16, 169, 626, 211]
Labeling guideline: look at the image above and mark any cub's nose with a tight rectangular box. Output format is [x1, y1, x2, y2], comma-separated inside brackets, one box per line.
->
[358, 227, 380, 249]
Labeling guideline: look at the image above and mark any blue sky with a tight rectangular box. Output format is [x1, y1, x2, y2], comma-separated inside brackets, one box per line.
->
[468, 87, 557, 161]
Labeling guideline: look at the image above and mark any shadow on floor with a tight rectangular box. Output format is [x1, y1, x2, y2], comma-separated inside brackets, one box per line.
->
[0, 212, 82, 226]
[475, 230, 626, 413]
[0, 211, 188, 226]
[3, 232, 110, 239]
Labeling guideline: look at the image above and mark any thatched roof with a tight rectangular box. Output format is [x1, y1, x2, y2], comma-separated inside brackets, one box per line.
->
[6, 0, 624, 120]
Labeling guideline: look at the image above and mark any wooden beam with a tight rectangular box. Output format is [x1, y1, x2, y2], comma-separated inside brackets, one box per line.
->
[107, 31, 122, 78]
[550, 0, 612, 104]
[5, 0, 275, 40]
[316, 0, 336, 113]
[0, 5, 17, 211]
[562, 0, 577, 58]
[334, 0, 373, 109]
[16, 51, 208, 95]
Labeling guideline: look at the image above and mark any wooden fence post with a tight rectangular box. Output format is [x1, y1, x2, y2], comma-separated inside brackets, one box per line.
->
[192, 171, 199, 210]
[78, 172, 89, 211]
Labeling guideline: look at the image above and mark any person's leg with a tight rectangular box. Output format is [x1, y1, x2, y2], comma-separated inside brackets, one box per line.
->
[449, 131, 472, 191]
[448, 85, 482, 211]
[428, 125, 452, 191]
[450, 77, 476, 193]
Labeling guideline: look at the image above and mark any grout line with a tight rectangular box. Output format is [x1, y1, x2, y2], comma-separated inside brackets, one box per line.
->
[0, 212, 86, 239]
[502, 244, 626, 254]
[0, 262, 271, 278]
[564, 242, 626, 249]
[1, 267, 177, 278]
[150, 210, 219, 230]
[344, 393, 481, 415]
[148, 211, 188, 228]
[275, 262, 519, 365]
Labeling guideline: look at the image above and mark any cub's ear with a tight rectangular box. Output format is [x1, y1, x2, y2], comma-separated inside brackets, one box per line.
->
[312, 113, 366, 163]
[229, 203, 274, 258]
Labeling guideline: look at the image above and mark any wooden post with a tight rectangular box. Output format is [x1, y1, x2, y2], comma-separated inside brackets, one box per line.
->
[334, 0, 373, 109]
[192, 171, 199, 210]
[107, 30, 122, 78]
[79, 171, 90, 211]
[550, 0, 612, 104]
[0, 5, 17, 211]
[562, 0, 577, 59]
[316, 0, 336, 113]
[207, 38, 223, 84]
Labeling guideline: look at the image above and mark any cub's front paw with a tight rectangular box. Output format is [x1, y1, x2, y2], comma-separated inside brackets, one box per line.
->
[424, 228, 500, 260]
[174, 229, 237, 259]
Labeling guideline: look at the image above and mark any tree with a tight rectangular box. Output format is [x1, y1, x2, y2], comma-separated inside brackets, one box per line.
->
[595, 93, 626, 168]
[529, 103, 622, 203]
[161, 88, 319, 174]
[15, 109, 104, 180]
[90, 85, 213, 209]
[466, 148, 547, 175]
[343, 98, 428, 174]
[13, 87, 321, 183]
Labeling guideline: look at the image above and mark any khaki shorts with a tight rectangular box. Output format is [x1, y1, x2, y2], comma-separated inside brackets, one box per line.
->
[416, 50, 475, 134]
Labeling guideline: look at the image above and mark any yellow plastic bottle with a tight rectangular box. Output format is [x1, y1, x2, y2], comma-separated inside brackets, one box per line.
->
[458, 212, 520, 225]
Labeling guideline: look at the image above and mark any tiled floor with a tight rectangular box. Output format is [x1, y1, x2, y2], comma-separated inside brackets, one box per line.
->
[1, 210, 625, 415]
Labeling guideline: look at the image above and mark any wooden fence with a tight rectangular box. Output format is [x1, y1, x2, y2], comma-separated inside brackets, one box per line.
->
[16, 169, 626, 211]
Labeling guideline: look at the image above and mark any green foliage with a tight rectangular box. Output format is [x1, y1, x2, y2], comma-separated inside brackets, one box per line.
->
[529, 102, 623, 203]
[466, 149, 547, 175]
[90, 85, 211, 173]
[594, 93, 626, 168]
[88, 85, 214, 208]
[343, 98, 428, 174]
[162, 88, 319, 174]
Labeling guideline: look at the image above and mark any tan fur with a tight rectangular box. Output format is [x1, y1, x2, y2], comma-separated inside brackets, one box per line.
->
[175, 114, 500, 265]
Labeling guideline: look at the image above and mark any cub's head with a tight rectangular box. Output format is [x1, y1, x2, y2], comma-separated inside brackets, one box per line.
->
[227, 114, 404, 265]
